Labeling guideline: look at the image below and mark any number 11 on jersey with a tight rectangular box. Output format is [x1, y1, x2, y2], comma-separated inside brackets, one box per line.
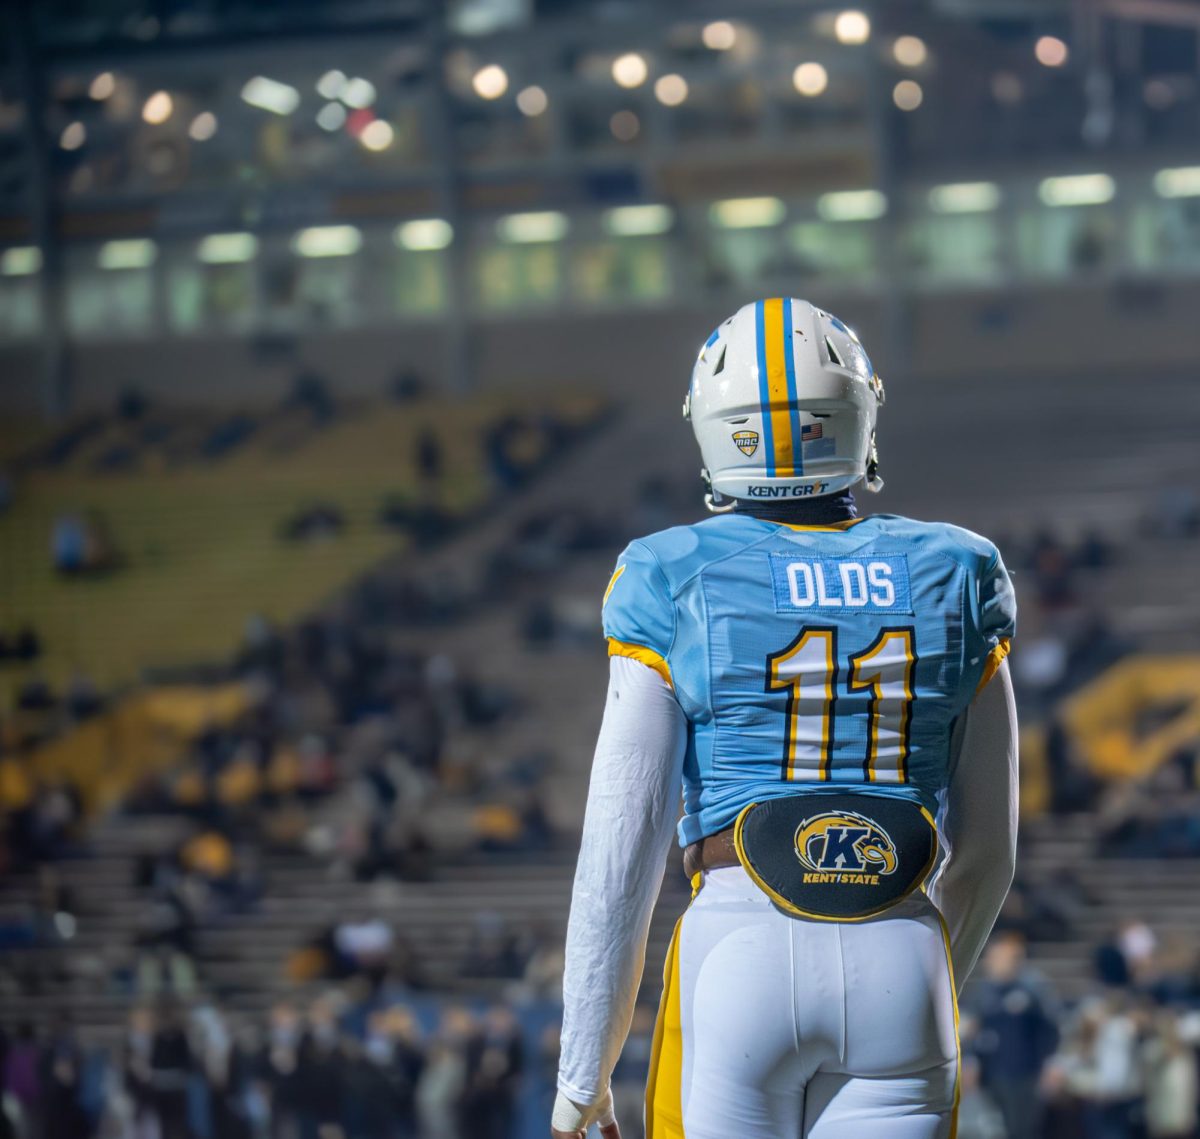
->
[766, 627, 917, 784]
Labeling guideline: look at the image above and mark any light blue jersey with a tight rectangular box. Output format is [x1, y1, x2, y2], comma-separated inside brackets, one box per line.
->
[602, 513, 1016, 846]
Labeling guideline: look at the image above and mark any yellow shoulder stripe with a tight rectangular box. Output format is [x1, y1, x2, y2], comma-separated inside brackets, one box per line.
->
[602, 564, 626, 606]
[607, 638, 673, 689]
[976, 637, 1012, 694]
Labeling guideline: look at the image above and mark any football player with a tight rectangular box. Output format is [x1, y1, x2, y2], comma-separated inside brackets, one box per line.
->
[551, 299, 1018, 1139]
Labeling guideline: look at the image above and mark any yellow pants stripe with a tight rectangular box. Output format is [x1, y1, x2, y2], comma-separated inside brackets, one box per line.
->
[937, 914, 962, 1139]
[645, 917, 686, 1139]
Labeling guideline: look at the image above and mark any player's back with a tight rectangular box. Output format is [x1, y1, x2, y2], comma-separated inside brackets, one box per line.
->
[602, 511, 1015, 844]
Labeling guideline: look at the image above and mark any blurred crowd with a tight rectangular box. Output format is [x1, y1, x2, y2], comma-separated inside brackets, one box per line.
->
[960, 929, 1200, 1139]
[0, 990, 590, 1139]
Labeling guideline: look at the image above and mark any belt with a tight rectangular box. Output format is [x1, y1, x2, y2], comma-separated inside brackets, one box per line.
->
[682, 826, 740, 879]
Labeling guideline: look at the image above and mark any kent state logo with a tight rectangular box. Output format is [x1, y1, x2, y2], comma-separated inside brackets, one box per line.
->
[794, 812, 898, 882]
[732, 430, 759, 457]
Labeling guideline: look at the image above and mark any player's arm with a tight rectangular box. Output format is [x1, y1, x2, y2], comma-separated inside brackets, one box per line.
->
[553, 652, 687, 1135]
[929, 542, 1020, 987]
[929, 657, 1019, 987]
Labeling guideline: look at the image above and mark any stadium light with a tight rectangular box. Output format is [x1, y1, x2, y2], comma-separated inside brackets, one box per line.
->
[1038, 173, 1114, 207]
[834, 10, 871, 45]
[817, 189, 887, 221]
[1035, 36, 1069, 67]
[292, 226, 363, 257]
[702, 21, 737, 51]
[341, 78, 377, 109]
[60, 122, 86, 150]
[98, 239, 157, 269]
[710, 197, 786, 229]
[603, 205, 674, 237]
[928, 182, 1001, 214]
[241, 77, 300, 116]
[1, 247, 41, 276]
[1154, 166, 1200, 198]
[189, 112, 218, 141]
[496, 211, 569, 243]
[316, 103, 347, 131]
[610, 110, 640, 141]
[793, 63, 828, 97]
[893, 80, 923, 111]
[89, 72, 116, 100]
[197, 233, 258, 264]
[360, 120, 394, 151]
[473, 65, 509, 100]
[655, 74, 688, 107]
[517, 86, 549, 116]
[316, 70, 346, 100]
[142, 91, 173, 124]
[394, 219, 454, 251]
[612, 53, 648, 89]
[892, 36, 927, 68]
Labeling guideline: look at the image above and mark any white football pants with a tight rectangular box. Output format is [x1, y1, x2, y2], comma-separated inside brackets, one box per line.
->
[645, 866, 960, 1139]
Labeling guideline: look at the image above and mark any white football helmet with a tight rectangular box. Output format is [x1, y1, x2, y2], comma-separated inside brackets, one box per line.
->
[683, 298, 885, 510]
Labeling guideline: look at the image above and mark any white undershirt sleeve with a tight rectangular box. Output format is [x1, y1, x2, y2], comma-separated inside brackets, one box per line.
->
[557, 655, 687, 1107]
[928, 658, 1020, 989]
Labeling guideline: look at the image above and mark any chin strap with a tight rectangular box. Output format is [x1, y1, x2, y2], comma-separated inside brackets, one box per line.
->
[864, 432, 884, 494]
[702, 471, 736, 514]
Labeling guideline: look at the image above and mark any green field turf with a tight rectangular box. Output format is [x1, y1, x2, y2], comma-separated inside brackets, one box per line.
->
[0, 394, 592, 705]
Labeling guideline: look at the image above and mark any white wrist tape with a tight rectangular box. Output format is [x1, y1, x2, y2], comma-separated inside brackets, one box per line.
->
[552, 1087, 615, 1132]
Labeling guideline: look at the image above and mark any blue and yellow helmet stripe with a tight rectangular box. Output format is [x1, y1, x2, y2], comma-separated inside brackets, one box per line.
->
[754, 298, 804, 478]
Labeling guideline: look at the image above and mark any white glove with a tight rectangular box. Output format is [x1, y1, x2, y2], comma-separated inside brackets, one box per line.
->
[552, 1087, 616, 1133]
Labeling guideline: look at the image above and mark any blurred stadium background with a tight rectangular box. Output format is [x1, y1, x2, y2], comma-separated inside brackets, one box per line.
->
[1, 0, 1200, 1136]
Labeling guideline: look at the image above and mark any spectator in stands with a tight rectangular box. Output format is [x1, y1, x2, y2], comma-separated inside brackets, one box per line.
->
[1142, 1010, 1199, 1139]
[122, 1007, 157, 1139]
[1050, 995, 1143, 1139]
[65, 670, 104, 721]
[967, 930, 1061, 1139]
[417, 1007, 473, 1139]
[258, 1003, 304, 1139]
[192, 1003, 250, 1139]
[51, 510, 120, 577]
[461, 1005, 524, 1139]
[1096, 919, 1159, 990]
[148, 1001, 193, 1139]
[51, 513, 88, 575]
[295, 995, 344, 1137]
[0, 625, 40, 665]
[1026, 529, 1077, 609]
[286, 370, 336, 425]
[417, 427, 443, 485]
[2, 1022, 41, 1138]
[333, 914, 395, 986]
[357, 1006, 425, 1139]
[39, 1014, 91, 1139]
[460, 912, 530, 981]
[390, 368, 426, 404]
